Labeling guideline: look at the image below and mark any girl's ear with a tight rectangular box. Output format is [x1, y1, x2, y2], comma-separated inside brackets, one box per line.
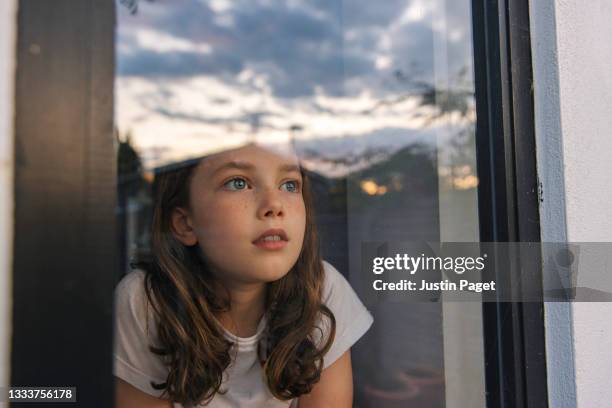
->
[170, 207, 198, 246]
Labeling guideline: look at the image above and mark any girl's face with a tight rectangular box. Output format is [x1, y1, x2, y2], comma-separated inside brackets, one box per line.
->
[172, 144, 306, 286]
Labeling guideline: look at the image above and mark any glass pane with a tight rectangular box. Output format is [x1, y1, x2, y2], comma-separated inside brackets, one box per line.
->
[115, 1, 484, 406]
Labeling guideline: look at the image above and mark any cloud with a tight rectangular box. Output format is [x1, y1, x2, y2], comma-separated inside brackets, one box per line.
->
[115, 0, 477, 171]
[118, 49, 243, 77]
[339, 0, 414, 27]
[117, 0, 375, 98]
[118, 0, 473, 94]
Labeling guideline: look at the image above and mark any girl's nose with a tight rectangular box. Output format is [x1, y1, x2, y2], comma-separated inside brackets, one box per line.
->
[257, 189, 284, 219]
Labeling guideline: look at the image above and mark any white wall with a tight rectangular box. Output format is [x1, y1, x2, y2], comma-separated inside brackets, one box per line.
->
[0, 0, 17, 400]
[555, 1, 612, 407]
[530, 1, 576, 406]
[531, 0, 612, 407]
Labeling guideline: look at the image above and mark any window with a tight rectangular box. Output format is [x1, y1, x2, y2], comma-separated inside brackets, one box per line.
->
[115, 1, 484, 406]
[9, 0, 546, 407]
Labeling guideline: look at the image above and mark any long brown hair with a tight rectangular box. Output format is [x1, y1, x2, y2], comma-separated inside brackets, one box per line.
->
[137, 158, 336, 406]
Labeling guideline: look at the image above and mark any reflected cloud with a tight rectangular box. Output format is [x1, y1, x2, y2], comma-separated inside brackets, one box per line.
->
[116, 0, 476, 178]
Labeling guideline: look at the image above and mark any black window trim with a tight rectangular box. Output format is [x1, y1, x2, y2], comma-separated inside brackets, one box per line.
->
[472, 0, 549, 407]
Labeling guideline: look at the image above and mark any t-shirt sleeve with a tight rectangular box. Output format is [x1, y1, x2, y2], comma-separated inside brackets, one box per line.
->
[319, 261, 374, 369]
[113, 270, 170, 398]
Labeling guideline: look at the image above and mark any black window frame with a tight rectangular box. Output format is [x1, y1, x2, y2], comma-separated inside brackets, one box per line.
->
[11, 1, 116, 407]
[472, 0, 549, 407]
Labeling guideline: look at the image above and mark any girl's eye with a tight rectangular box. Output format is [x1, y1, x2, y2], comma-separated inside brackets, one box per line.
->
[224, 177, 249, 191]
[280, 180, 300, 193]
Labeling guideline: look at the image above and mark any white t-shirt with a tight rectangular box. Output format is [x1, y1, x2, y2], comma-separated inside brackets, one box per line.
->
[113, 261, 374, 407]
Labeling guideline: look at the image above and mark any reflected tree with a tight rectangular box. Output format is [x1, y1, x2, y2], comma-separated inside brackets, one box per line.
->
[118, 0, 155, 15]
[116, 128, 152, 275]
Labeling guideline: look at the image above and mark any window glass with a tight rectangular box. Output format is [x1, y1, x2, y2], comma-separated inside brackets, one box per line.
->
[115, 1, 483, 406]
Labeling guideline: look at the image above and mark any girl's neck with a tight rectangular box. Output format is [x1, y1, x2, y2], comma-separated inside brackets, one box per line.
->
[215, 281, 267, 338]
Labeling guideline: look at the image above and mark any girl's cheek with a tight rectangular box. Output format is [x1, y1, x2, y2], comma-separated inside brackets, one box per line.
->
[281, 197, 304, 214]
[294, 196, 307, 213]
[286, 192, 305, 205]
[201, 194, 244, 213]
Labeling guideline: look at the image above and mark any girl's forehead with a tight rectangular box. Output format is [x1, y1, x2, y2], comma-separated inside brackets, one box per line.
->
[197, 144, 300, 172]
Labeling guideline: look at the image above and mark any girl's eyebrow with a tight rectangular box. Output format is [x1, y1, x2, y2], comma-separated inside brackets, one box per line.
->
[279, 163, 301, 174]
[212, 161, 255, 176]
[212, 161, 301, 176]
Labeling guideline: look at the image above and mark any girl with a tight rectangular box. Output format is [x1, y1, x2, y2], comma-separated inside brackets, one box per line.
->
[114, 143, 373, 407]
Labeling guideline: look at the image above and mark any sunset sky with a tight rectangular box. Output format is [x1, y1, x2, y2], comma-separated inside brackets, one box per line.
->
[114, 0, 475, 176]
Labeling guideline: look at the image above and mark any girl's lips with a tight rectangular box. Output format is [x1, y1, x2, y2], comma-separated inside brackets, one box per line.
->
[252, 229, 288, 250]
[253, 239, 288, 250]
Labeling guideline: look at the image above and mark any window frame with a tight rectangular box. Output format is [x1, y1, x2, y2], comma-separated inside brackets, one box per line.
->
[471, 0, 549, 406]
[11, 1, 117, 406]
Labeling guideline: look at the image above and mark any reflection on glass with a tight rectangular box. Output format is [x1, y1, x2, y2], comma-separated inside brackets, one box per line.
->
[115, 0, 483, 406]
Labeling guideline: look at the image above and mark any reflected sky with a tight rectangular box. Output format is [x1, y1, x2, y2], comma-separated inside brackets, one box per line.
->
[115, 0, 475, 177]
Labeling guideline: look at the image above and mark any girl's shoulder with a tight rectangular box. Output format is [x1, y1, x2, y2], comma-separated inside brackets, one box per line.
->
[115, 269, 148, 311]
[320, 260, 358, 303]
[319, 261, 374, 369]
[116, 269, 147, 294]
[114, 269, 158, 338]
[114, 269, 169, 397]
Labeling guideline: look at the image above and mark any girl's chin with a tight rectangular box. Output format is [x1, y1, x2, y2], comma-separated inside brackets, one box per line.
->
[250, 267, 292, 283]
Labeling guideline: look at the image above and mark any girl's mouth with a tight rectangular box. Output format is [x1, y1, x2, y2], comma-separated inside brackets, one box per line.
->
[253, 237, 288, 250]
[253, 229, 288, 250]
